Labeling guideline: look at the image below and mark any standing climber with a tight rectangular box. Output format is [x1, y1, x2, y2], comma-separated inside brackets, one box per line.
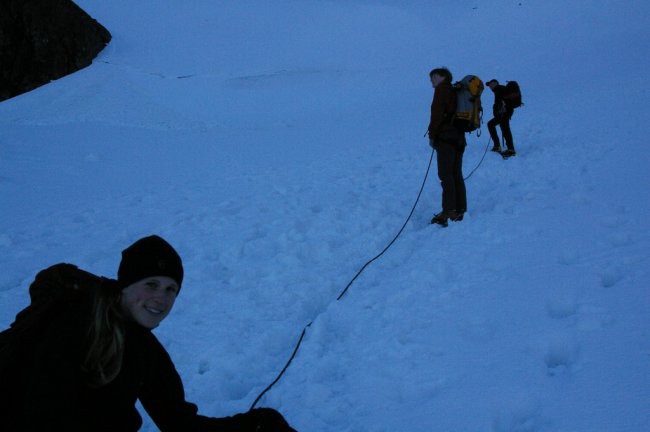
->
[427, 67, 467, 227]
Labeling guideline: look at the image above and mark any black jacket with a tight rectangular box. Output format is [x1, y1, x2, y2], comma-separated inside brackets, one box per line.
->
[1, 265, 294, 432]
[490, 84, 514, 119]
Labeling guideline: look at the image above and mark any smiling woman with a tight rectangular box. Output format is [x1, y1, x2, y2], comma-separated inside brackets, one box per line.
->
[0, 235, 297, 432]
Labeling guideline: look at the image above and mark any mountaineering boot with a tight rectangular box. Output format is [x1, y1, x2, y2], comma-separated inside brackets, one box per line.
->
[430, 212, 448, 227]
[451, 211, 464, 222]
[431, 210, 458, 227]
[501, 149, 516, 159]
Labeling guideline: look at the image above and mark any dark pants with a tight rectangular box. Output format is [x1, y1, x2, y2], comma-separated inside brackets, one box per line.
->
[434, 140, 467, 214]
[487, 113, 515, 151]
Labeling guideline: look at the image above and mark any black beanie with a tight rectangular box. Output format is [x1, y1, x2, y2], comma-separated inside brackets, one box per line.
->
[118, 235, 184, 291]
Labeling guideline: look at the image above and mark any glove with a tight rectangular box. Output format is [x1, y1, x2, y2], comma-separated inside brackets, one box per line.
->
[248, 408, 297, 432]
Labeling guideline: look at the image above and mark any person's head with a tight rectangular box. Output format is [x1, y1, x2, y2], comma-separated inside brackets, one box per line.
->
[486, 79, 499, 90]
[117, 235, 184, 329]
[429, 67, 453, 88]
[84, 235, 184, 385]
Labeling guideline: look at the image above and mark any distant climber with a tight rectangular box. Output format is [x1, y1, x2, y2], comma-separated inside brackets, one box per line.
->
[486, 79, 522, 158]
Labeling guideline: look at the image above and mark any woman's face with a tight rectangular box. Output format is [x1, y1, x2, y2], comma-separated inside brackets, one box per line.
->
[120, 276, 179, 329]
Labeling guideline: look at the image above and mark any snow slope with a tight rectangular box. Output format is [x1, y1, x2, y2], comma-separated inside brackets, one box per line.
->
[1, 1, 649, 431]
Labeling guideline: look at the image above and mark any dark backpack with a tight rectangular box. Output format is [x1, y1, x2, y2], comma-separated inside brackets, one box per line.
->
[453, 75, 484, 133]
[0, 264, 108, 371]
[504, 80, 522, 108]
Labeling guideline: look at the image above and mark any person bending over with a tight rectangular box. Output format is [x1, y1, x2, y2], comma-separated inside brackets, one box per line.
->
[0, 235, 297, 432]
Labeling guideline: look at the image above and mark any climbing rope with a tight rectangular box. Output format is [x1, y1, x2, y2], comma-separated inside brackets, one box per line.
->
[463, 136, 492, 181]
[337, 147, 435, 301]
[250, 133, 498, 408]
[249, 326, 309, 410]
[249, 147, 436, 410]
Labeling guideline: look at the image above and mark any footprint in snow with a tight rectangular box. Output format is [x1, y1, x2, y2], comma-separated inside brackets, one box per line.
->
[493, 396, 543, 432]
[198, 359, 210, 375]
[557, 248, 580, 265]
[544, 335, 579, 376]
[599, 267, 624, 288]
[607, 231, 633, 248]
[545, 295, 578, 319]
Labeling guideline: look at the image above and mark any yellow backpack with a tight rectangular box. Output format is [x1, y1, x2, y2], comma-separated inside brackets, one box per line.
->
[453, 75, 484, 133]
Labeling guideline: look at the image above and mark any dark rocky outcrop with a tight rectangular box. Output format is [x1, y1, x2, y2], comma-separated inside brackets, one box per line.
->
[0, 0, 111, 101]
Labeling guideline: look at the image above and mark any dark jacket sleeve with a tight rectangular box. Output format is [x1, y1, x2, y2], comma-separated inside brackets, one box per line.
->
[139, 333, 256, 432]
[428, 83, 455, 139]
[17, 309, 98, 432]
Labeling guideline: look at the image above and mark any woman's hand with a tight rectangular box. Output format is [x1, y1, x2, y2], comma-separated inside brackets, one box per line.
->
[249, 408, 297, 432]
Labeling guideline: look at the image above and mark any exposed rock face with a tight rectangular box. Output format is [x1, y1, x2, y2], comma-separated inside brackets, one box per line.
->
[0, 0, 111, 101]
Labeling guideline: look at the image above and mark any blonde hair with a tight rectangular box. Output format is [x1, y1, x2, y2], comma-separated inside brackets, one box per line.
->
[81, 281, 126, 387]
